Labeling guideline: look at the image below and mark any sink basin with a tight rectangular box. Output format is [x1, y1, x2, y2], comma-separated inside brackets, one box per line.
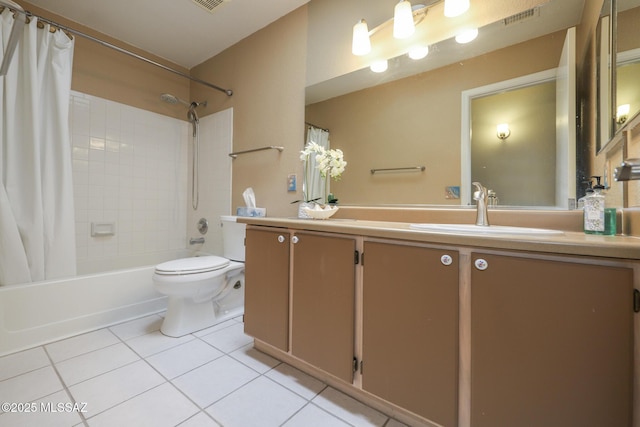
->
[409, 223, 564, 236]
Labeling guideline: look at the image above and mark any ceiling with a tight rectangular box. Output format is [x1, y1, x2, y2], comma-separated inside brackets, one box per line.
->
[21, 0, 310, 69]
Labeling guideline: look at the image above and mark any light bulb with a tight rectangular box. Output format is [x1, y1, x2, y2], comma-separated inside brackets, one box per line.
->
[455, 28, 478, 44]
[370, 60, 388, 73]
[617, 104, 631, 124]
[393, 0, 415, 39]
[497, 123, 510, 140]
[444, 0, 470, 17]
[408, 45, 429, 60]
[352, 19, 371, 56]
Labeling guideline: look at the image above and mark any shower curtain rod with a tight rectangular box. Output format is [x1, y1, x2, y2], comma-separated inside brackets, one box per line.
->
[0, 2, 233, 96]
[305, 122, 329, 132]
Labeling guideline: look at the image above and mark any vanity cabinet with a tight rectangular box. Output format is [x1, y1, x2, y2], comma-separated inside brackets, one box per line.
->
[243, 222, 637, 427]
[361, 241, 459, 427]
[244, 227, 357, 381]
[290, 231, 357, 383]
[244, 227, 290, 351]
[470, 253, 634, 427]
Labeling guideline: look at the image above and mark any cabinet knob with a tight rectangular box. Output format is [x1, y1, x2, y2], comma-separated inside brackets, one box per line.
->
[440, 254, 453, 266]
[474, 258, 488, 271]
[277, 235, 286, 243]
[291, 236, 299, 244]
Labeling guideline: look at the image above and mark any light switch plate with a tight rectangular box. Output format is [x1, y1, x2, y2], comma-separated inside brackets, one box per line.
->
[287, 174, 297, 191]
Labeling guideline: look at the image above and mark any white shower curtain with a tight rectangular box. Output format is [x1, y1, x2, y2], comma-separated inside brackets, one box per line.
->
[305, 126, 330, 201]
[0, 10, 76, 285]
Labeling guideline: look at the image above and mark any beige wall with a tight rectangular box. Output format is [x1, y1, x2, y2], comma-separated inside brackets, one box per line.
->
[17, 1, 190, 121]
[306, 32, 565, 205]
[190, 6, 308, 217]
[15, 0, 614, 212]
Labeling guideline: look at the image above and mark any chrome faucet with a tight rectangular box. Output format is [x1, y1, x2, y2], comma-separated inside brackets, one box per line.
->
[472, 182, 490, 226]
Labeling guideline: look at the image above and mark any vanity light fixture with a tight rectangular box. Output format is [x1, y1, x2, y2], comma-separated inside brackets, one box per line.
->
[370, 59, 389, 73]
[497, 123, 511, 140]
[352, 0, 472, 64]
[617, 104, 630, 124]
[393, 0, 416, 39]
[444, 0, 470, 17]
[455, 28, 478, 44]
[352, 1, 429, 56]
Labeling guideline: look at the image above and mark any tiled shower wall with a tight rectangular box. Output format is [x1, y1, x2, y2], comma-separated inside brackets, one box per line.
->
[69, 92, 189, 274]
[186, 108, 233, 258]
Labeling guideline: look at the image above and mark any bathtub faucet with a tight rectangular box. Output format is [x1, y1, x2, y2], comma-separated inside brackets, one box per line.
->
[189, 237, 205, 245]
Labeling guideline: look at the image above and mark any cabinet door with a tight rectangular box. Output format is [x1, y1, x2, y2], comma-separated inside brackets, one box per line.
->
[471, 253, 634, 427]
[291, 232, 356, 383]
[362, 241, 459, 427]
[244, 227, 290, 351]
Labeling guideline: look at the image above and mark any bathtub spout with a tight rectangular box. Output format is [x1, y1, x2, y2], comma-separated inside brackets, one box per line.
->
[189, 237, 205, 245]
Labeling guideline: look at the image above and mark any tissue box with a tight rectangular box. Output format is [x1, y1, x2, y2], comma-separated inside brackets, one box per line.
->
[236, 207, 266, 217]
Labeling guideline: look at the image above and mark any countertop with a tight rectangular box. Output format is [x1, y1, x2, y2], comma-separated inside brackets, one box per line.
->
[237, 216, 640, 261]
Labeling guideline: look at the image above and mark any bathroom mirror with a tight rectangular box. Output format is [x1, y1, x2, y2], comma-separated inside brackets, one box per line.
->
[615, 0, 640, 133]
[305, 0, 587, 208]
[596, 0, 615, 154]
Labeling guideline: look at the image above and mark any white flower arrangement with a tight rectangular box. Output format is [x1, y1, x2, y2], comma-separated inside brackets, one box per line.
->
[300, 141, 347, 203]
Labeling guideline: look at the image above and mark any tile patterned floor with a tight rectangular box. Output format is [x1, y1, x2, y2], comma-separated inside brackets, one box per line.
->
[0, 315, 408, 427]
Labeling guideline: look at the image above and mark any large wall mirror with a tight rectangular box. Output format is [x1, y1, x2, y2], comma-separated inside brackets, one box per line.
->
[594, 0, 640, 155]
[596, 0, 614, 154]
[615, 0, 640, 131]
[305, 0, 586, 209]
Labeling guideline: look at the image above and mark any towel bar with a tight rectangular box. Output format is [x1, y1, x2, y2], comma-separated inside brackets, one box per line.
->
[229, 146, 284, 159]
[370, 166, 426, 174]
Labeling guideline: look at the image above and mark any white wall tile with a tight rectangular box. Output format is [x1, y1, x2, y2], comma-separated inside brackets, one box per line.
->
[70, 91, 197, 274]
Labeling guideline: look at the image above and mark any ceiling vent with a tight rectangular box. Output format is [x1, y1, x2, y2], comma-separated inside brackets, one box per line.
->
[503, 7, 540, 26]
[192, 0, 230, 14]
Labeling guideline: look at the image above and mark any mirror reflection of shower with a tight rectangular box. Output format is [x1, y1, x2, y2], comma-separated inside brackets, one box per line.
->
[160, 93, 208, 210]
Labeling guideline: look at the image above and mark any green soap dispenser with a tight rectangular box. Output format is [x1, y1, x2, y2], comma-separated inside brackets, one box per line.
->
[583, 176, 616, 235]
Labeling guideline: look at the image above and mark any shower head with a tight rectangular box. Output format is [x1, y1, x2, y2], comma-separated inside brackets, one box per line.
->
[160, 94, 207, 111]
[161, 94, 207, 133]
[160, 93, 190, 106]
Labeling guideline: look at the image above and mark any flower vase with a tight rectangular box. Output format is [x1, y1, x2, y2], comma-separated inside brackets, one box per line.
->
[298, 202, 314, 219]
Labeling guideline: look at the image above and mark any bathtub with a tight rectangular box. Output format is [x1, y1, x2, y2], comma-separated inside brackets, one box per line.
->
[0, 249, 196, 357]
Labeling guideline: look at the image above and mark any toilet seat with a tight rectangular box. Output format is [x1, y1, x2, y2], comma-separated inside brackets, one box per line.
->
[154, 256, 230, 276]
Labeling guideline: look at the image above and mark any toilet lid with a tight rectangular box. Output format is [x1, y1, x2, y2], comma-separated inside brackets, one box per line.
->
[155, 256, 230, 275]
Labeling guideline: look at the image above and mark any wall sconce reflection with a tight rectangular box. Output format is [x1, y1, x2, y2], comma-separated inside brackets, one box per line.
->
[408, 45, 429, 60]
[617, 104, 630, 124]
[370, 59, 388, 73]
[497, 123, 511, 140]
[444, 0, 470, 17]
[455, 28, 478, 44]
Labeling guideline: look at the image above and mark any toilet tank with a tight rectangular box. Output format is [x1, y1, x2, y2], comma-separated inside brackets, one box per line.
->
[221, 216, 246, 262]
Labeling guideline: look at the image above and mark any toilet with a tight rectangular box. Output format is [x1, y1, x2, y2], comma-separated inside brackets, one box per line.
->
[153, 216, 246, 337]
